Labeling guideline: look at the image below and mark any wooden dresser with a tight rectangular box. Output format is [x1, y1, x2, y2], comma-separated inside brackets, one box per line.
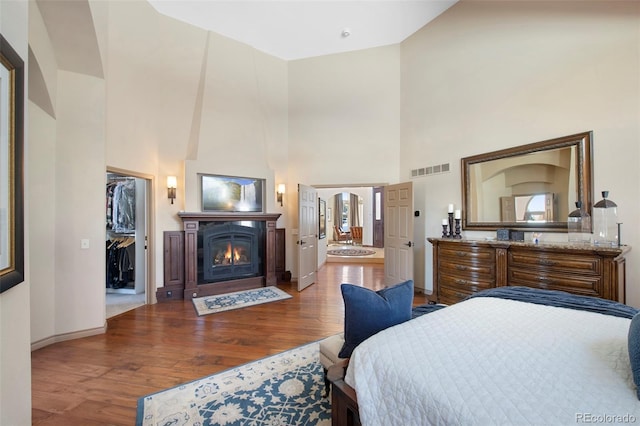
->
[428, 238, 630, 305]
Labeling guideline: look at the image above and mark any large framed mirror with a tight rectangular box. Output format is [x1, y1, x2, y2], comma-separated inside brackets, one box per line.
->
[462, 131, 593, 232]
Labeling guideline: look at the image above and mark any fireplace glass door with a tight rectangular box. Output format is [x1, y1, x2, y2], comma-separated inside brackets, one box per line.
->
[201, 222, 261, 283]
[211, 237, 252, 267]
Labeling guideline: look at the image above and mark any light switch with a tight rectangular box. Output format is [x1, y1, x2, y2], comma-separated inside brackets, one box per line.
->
[81, 239, 90, 249]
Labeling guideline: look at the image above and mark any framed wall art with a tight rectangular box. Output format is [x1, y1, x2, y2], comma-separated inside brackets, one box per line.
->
[0, 35, 25, 293]
[319, 198, 326, 239]
[200, 174, 265, 213]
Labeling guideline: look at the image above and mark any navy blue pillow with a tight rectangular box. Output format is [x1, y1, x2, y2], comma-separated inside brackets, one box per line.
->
[339, 280, 414, 358]
[628, 312, 640, 399]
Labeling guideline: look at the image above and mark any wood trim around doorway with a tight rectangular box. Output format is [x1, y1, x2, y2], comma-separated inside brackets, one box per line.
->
[106, 166, 156, 305]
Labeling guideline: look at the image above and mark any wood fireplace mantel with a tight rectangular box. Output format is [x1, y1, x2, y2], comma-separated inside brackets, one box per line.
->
[178, 212, 281, 299]
[178, 212, 282, 222]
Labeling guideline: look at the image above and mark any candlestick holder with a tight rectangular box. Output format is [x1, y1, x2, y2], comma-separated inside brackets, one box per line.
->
[442, 224, 449, 238]
[454, 218, 462, 239]
[448, 212, 454, 238]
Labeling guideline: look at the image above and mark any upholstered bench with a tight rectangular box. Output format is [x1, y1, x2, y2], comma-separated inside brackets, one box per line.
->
[319, 333, 346, 396]
[320, 332, 346, 371]
[319, 303, 445, 394]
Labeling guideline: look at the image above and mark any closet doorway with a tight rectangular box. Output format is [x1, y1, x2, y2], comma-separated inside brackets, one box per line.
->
[106, 168, 154, 318]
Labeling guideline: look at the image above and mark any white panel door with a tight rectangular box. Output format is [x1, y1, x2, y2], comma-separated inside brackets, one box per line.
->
[384, 182, 414, 285]
[297, 184, 318, 291]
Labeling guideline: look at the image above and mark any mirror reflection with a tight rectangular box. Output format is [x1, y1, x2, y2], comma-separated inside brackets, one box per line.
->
[462, 132, 593, 232]
[501, 193, 556, 223]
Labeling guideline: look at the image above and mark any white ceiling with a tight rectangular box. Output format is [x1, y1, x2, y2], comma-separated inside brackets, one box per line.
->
[147, 0, 458, 61]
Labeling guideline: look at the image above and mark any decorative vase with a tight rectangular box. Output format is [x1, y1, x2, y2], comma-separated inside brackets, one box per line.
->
[593, 191, 618, 247]
[567, 201, 591, 245]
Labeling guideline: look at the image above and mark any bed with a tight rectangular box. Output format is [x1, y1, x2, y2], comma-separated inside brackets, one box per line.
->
[329, 287, 640, 426]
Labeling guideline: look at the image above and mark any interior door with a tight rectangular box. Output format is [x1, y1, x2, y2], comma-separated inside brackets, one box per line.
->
[297, 184, 318, 291]
[384, 182, 414, 285]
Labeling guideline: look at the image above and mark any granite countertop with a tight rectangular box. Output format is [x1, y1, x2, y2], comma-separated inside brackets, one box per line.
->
[427, 237, 630, 254]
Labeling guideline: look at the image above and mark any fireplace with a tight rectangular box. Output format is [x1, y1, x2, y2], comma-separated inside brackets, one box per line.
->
[178, 212, 280, 299]
[202, 223, 260, 282]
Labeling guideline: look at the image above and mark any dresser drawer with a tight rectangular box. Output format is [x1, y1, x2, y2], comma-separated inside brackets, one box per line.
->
[440, 272, 494, 291]
[436, 243, 496, 304]
[508, 267, 602, 297]
[439, 245, 495, 264]
[439, 259, 495, 278]
[509, 250, 601, 276]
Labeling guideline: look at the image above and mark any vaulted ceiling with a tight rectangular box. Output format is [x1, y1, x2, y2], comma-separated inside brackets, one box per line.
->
[29, 0, 457, 116]
[147, 0, 458, 60]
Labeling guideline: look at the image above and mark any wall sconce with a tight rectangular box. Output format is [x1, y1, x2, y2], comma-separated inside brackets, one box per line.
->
[276, 183, 286, 206]
[167, 176, 177, 204]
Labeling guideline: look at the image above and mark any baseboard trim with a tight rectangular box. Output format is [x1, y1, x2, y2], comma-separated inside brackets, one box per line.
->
[31, 322, 107, 351]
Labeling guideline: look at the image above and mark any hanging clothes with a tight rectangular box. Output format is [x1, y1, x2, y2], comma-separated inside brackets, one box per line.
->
[106, 179, 136, 233]
[106, 237, 135, 289]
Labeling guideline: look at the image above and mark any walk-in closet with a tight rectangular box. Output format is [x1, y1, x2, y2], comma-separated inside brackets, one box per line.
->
[106, 171, 148, 317]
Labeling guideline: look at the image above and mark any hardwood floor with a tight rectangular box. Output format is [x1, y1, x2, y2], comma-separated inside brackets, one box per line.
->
[31, 263, 428, 425]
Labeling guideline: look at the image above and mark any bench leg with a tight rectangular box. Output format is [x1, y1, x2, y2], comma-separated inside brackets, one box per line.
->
[323, 368, 331, 397]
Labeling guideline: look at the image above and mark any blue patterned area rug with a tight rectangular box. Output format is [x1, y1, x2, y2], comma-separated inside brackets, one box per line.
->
[136, 342, 331, 426]
[192, 286, 292, 316]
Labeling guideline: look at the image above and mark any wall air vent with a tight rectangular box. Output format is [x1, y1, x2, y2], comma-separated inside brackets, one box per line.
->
[410, 163, 450, 179]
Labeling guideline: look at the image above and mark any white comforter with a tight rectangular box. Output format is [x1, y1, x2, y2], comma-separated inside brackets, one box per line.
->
[345, 297, 640, 426]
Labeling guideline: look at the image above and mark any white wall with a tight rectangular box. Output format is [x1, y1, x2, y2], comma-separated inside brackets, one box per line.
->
[0, 0, 30, 424]
[402, 1, 640, 304]
[28, 103, 56, 343]
[29, 0, 111, 348]
[288, 46, 402, 186]
[28, 0, 58, 346]
[183, 31, 288, 216]
[54, 70, 106, 335]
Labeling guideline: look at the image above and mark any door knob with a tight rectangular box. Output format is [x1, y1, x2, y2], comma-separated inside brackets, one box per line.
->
[404, 241, 413, 247]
